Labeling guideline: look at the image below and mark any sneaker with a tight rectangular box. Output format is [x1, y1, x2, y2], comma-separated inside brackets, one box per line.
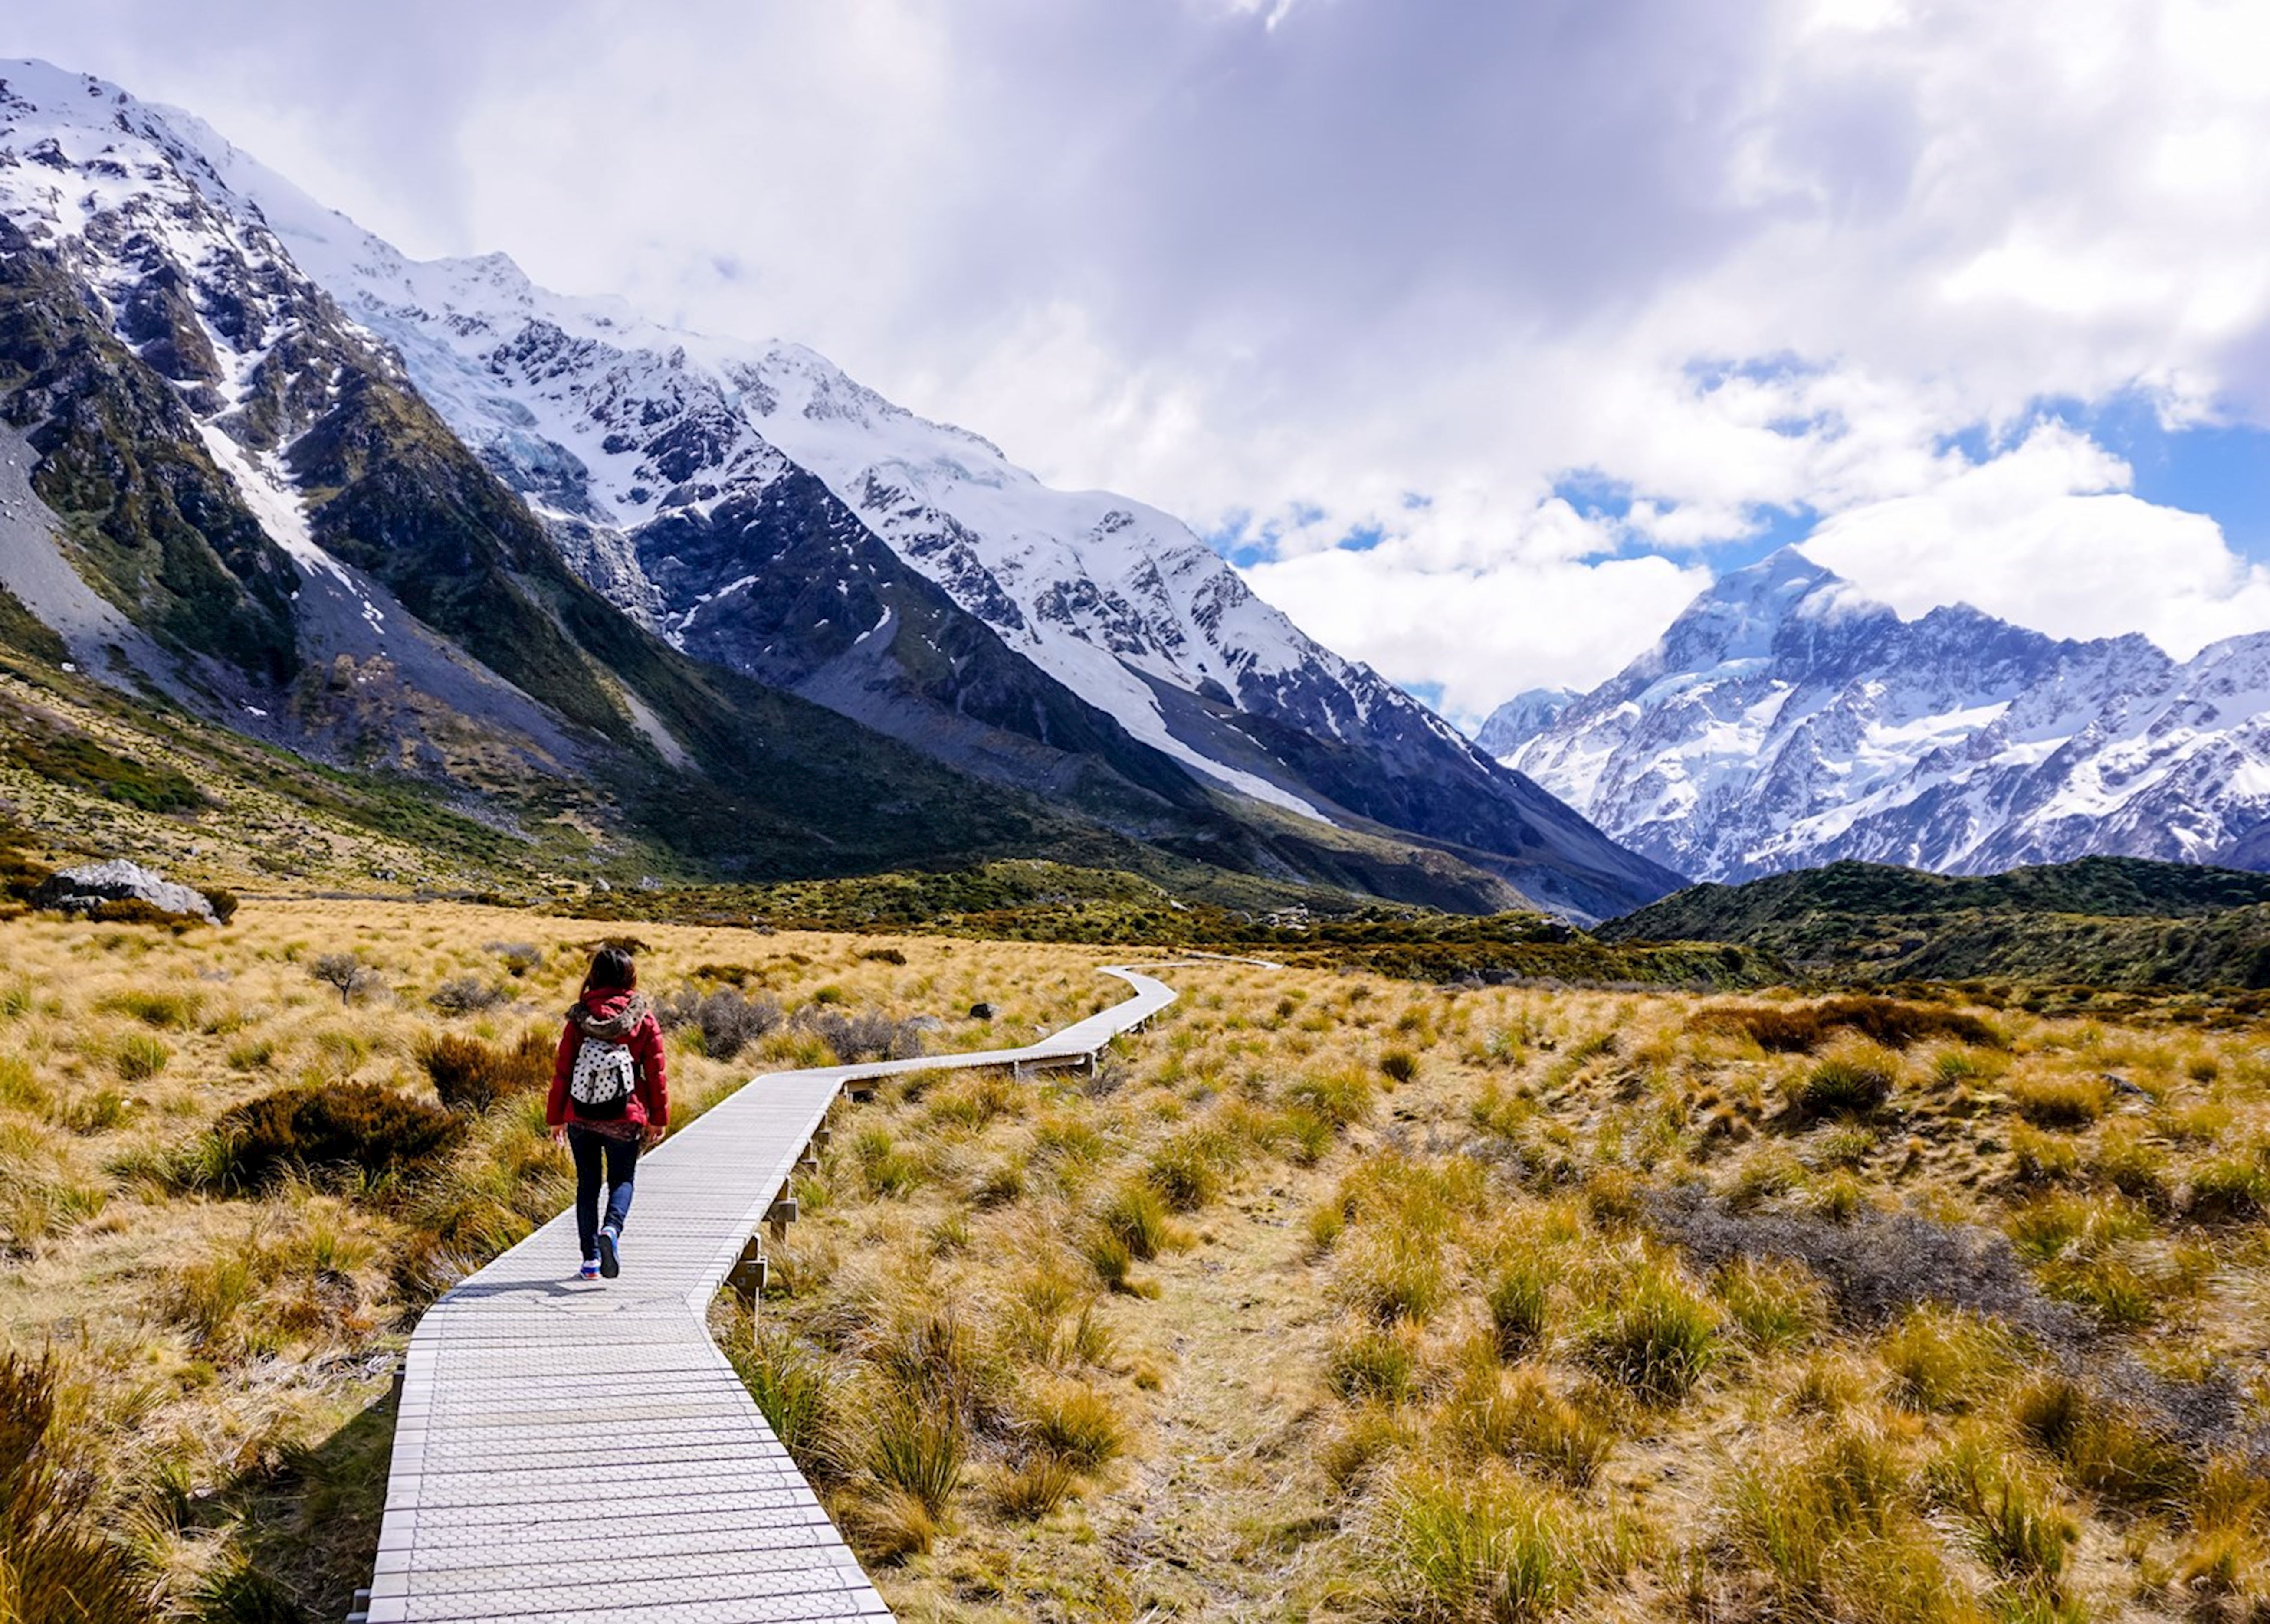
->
[579, 1259, 600, 1280]
[597, 1227, 621, 1279]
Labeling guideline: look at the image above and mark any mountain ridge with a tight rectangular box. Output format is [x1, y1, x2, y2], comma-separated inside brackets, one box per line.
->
[0, 57, 1674, 918]
[1483, 544, 2270, 884]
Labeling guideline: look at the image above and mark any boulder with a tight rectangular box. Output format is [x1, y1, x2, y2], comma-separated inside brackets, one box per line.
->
[968, 1002, 995, 1021]
[34, 859, 220, 924]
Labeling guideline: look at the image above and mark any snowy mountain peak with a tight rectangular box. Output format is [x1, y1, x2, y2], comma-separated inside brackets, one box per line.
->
[1494, 551, 2270, 887]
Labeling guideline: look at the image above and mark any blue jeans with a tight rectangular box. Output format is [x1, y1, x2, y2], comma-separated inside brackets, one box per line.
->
[566, 1126, 640, 1261]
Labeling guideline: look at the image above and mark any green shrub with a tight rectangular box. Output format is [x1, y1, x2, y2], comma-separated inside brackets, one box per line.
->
[200, 1081, 467, 1192]
[418, 1030, 554, 1112]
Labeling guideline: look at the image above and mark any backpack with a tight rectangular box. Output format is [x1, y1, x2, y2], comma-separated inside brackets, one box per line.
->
[568, 1033, 638, 1118]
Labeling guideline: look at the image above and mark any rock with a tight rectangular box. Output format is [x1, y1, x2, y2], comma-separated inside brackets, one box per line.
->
[905, 1015, 945, 1033]
[968, 1002, 995, 1021]
[34, 859, 220, 923]
[2103, 1073, 2147, 1097]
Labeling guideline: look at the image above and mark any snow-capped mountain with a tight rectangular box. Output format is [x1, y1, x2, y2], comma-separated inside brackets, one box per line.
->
[1481, 546, 2270, 886]
[0, 59, 1677, 917]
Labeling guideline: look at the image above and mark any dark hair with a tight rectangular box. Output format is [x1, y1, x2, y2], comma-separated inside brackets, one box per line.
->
[582, 946, 638, 996]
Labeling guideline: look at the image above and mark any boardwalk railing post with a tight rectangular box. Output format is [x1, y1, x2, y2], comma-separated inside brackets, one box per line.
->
[728, 1234, 768, 1303]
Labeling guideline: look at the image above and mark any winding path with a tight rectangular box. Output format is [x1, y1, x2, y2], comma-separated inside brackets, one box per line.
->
[351, 964, 1200, 1624]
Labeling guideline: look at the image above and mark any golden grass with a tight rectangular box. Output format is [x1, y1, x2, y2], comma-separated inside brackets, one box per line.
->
[7, 900, 2270, 1620]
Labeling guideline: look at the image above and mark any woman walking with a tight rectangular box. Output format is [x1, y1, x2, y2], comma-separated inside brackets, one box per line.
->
[547, 946, 668, 1280]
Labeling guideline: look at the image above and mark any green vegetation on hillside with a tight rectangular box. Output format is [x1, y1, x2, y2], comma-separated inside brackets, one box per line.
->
[1602, 856, 2270, 997]
[566, 860, 1785, 989]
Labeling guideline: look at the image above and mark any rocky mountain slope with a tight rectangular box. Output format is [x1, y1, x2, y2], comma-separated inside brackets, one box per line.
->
[1482, 546, 2270, 884]
[0, 59, 1674, 918]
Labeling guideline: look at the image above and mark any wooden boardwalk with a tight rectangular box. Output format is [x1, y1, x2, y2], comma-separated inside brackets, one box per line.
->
[351, 965, 1187, 1623]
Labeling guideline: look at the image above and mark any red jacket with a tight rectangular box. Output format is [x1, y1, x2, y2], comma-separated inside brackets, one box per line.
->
[546, 990, 668, 1132]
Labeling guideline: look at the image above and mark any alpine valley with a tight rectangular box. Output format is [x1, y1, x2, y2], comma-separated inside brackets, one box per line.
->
[1483, 545, 2270, 887]
[0, 59, 1677, 920]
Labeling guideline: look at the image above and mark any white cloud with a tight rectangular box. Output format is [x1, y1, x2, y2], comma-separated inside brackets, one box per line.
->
[1803, 425, 2270, 658]
[7, 0, 2270, 707]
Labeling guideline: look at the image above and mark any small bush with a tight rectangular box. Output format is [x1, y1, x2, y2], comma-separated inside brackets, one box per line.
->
[428, 976, 509, 1015]
[200, 1081, 468, 1192]
[484, 940, 545, 977]
[1581, 1265, 1720, 1402]
[308, 952, 382, 1004]
[418, 1030, 554, 1113]
[657, 986, 783, 1062]
[1791, 1058, 1893, 1120]
[793, 1004, 924, 1064]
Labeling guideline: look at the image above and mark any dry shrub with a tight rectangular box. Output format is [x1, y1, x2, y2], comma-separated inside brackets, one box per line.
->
[417, 1030, 553, 1112]
[791, 1004, 924, 1064]
[427, 976, 508, 1015]
[656, 986, 783, 1062]
[200, 1081, 467, 1192]
[1693, 995, 2001, 1054]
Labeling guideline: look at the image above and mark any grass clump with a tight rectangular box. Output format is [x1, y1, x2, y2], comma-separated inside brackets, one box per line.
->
[729, 1323, 836, 1463]
[1877, 1306, 2016, 1414]
[0, 1352, 149, 1624]
[1327, 1324, 1423, 1404]
[1449, 1363, 1612, 1487]
[1017, 1382, 1127, 1471]
[1579, 1262, 1721, 1402]
[2008, 1074, 2109, 1130]
[417, 1029, 553, 1112]
[199, 1080, 467, 1192]
[1099, 1180, 1184, 1261]
[1484, 1257, 1555, 1359]
[1791, 1055, 1895, 1120]
[111, 1030, 170, 1081]
[1719, 1255, 1824, 1350]
[1285, 1064, 1376, 1129]
[1369, 1460, 1598, 1622]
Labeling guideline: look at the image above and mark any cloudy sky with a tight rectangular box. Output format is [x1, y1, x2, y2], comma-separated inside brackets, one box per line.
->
[12, 0, 2270, 724]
